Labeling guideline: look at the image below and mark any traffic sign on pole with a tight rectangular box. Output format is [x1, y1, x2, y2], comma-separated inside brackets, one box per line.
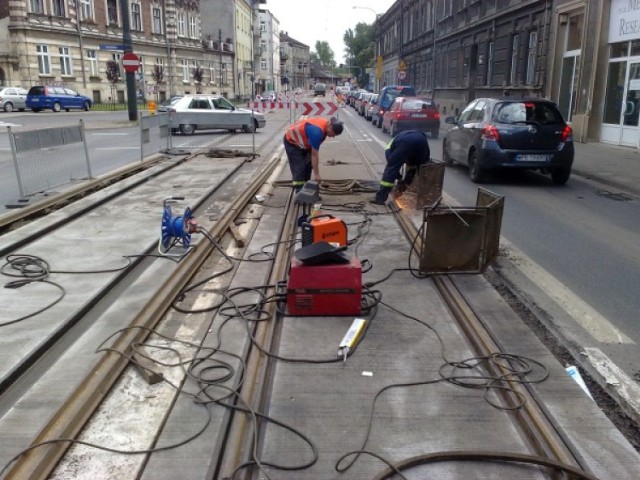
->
[398, 70, 407, 80]
[122, 52, 140, 73]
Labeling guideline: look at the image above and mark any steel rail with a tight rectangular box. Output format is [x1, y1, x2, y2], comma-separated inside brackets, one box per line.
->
[393, 210, 586, 473]
[216, 190, 299, 479]
[4, 145, 285, 480]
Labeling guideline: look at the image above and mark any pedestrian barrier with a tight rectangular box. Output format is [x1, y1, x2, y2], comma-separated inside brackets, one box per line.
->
[140, 113, 173, 159]
[419, 188, 504, 274]
[7, 121, 92, 201]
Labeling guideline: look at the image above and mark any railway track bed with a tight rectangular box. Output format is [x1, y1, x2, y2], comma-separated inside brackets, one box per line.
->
[0, 109, 639, 479]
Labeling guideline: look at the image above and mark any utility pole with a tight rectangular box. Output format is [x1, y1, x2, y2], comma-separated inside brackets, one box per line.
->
[219, 29, 223, 95]
[120, 0, 138, 121]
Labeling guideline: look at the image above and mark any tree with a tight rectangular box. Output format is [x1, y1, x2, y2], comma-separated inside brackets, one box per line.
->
[105, 60, 121, 108]
[313, 41, 336, 68]
[343, 22, 375, 87]
[193, 65, 203, 94]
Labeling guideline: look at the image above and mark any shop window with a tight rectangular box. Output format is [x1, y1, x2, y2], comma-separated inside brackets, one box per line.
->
[610, 42, 628, 58]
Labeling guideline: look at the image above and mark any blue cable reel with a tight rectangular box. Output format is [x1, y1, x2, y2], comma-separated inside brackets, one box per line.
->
[160, 197, 197, 253]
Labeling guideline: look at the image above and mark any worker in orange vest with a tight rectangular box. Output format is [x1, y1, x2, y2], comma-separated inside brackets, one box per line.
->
[283, 116, 344, 190]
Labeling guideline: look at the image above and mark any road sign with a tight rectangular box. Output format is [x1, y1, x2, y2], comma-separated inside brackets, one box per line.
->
[399, 60, 407, 71]
[99, 44, 124, 51]
[300, 102, 338, 116]
[122, 52, 140, 73]
[397, 70, 407, 80]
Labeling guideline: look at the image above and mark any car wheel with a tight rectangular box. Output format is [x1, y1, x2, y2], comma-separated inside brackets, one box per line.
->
[180, 124, 195, 135]
[390, 122, 397, 137]
[381, 122, 387, 133]
[468, 150, 486, 183]
[4, 102, 13, 112]
[52, 102, 61, 112]
[442, 139, 454, 166]
[431, 128, 439, 139]
[551, 166, 571, 185]
[83, 101, 90, 111]
[243, 121, 255, 133]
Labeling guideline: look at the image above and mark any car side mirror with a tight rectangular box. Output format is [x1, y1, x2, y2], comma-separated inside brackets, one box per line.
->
[445, 116, 456, 124]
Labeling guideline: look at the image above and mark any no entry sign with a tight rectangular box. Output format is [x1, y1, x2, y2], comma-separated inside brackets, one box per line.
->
[122, 52, 140, 73]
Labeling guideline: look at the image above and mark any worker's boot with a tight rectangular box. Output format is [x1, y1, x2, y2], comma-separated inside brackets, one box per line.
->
[370, 187, 391, 205]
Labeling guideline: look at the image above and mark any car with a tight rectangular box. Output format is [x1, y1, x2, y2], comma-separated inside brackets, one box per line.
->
[381, 96, 441, 138]
[167, 94, 266, 135]
[313, 83, 326, 97]
[365, 94, 379, 121]
[442, 97, 574, 185]
[157, 95, 183, 112]
[0, 87, 28, 112]
[26, 85, 92, 112]
[357, 92, 373, 116]
[373, 84, 417, 127]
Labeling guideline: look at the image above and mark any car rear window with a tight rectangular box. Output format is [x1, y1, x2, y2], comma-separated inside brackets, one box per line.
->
[28, 86, 45, 95]
[494, 101, 564, 125]
[402, 99, 436, 111]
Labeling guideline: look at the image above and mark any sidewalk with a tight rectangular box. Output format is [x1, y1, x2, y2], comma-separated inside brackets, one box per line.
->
[571, 141, 640, 196]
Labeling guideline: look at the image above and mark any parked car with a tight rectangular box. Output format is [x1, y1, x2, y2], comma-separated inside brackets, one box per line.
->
[26, 85, 92, 112]
[373, 84, 417, 127]
[365, 94, 379, 121]
[357, 92, 373, 116]
[381, 96, 441, 138]
[167, 94, 266, 135]
[157, 95, 183, 112]
[0, 87, 28, 112]
[442, 97, 574, 184]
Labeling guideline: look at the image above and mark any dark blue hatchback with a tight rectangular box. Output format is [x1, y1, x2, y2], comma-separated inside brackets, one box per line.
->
[26, 85, 92, 112]
[443, 98, 574, 185]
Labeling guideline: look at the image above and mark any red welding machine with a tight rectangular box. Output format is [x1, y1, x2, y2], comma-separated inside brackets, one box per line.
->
[287, 256, 362, 316]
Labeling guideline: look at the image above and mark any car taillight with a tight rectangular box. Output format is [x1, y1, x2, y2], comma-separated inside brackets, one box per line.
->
[481, 124, 500, 141]
[434, 112, 440, 120]
[560, 125, 572, 142]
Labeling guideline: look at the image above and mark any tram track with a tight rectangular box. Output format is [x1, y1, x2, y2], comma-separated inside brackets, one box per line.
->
[0, 110, 627, 479]
[0, 124, 289, 479]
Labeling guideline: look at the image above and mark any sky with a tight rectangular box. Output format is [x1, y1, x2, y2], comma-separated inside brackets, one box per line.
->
[264, 0, 397, 63]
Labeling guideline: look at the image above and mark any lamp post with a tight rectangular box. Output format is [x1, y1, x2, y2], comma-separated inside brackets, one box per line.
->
[352, 6, 382, 92]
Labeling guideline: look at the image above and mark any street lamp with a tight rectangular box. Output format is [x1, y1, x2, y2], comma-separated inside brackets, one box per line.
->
[352, 6, 380, 18]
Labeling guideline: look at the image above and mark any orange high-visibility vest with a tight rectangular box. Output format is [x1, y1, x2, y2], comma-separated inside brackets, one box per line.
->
[285, 117, 329, 150]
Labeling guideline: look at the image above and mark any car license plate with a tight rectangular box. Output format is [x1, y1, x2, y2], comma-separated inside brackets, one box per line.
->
[411, 113, 427, 118]
[516, 154, 550, 162]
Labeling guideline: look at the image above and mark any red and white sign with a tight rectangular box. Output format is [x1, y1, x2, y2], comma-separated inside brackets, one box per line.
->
[397, 70, 407, 80]
[122, 52, 140, 73]
[300, 102, 338, 116]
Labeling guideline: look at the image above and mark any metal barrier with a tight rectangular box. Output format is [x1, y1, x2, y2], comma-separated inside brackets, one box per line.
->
[419, 188, 505, 274]
[7, 120, 92, 199]
[140, 113, 172, 159]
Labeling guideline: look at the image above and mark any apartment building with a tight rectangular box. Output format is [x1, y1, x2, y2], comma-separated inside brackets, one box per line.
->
[0, 0, 276, 104]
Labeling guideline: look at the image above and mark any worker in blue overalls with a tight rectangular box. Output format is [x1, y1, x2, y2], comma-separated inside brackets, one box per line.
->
[370, 130, 431, 205]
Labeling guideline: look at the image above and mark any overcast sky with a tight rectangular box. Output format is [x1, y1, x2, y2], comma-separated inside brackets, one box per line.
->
[264, 0, 397, 63]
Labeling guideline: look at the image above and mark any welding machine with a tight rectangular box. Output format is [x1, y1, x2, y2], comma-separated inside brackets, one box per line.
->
[287, 244, 362, 316]
[301, 214, 348, 247]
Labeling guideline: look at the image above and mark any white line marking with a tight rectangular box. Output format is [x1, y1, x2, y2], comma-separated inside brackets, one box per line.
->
[95, 147, 140, 150]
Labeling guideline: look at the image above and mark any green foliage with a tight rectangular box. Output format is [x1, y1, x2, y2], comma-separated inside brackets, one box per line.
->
[313, 41, 336, 68]
[343, 22, 374, 87]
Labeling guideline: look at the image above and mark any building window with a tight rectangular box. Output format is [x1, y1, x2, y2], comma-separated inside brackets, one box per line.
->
[131, 3, 142, 31]
[30, 0, 44, 14]
[261, 59, 267, 70]
[189, 15, 197, 38]
[87, 49, 98, 76]
[79, 0, 93, 21]
[509, 34, 519, 85]
[107, 0, 118, 24]
[178, 13, 185, 37]
[526, 31, 538, 85]
[153, 7, 162, 33]
[37, 45, 51, 75]
[260, 21, 265, 32]
[182, 59, 189, 82]
[209, 62, 216, 84]
[52, 0, 65, 17]
[221, 64, 228, 85]
[59, 47, 73, 75]
[486, 41, 494, 86]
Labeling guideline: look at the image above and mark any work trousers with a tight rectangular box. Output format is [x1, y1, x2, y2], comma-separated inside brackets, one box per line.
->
[284, 135, 312, 191]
